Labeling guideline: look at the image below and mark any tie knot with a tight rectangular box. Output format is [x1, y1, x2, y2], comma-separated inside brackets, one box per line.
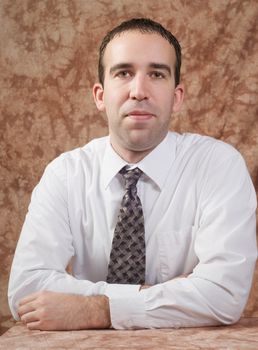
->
[120, 167, 142, 190]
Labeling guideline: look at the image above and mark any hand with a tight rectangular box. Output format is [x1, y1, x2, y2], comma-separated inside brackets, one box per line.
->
[140, 285, 151, 290]
[18, 291, 111, 331]
[173, 273, 189, 280]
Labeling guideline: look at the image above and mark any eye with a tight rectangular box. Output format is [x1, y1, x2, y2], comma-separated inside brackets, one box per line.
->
[150, 71, 166, 79]
[115, 70, 132, 79]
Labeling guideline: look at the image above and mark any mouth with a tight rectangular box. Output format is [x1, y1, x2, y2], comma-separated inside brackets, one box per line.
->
[126, 110, 155, 121]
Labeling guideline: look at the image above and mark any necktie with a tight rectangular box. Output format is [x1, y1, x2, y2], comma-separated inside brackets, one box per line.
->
[106, 167, 145, 284]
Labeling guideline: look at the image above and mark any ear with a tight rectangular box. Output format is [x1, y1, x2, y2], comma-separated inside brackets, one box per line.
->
[92, 83, 105, 112]
[172, 83, 184, 113]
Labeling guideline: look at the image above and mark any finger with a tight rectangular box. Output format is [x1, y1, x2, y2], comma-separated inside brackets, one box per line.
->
[20, 310, 39, 324]
[19, 292, 40, 306]
[26, 320, 42, 330]
[18, 302, 36, 317]
[140, 285, 151, 290]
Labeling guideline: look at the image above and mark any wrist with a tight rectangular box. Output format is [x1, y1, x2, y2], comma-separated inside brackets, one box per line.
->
[85, 295, 111, 329]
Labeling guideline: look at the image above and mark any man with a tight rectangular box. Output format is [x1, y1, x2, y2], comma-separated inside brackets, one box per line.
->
[8, 18, 257, 330]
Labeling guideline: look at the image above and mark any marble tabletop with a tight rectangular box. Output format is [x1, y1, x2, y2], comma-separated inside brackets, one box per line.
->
[0, 317, 258, 349]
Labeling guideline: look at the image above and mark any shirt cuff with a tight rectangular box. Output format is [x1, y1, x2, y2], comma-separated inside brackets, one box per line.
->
[104, 284, 147, 329]
[104, 283, 140, 298]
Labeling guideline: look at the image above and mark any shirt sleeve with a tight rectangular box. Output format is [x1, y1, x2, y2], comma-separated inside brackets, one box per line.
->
[108, 150, 257, 329]
[8, 157, 108, 320]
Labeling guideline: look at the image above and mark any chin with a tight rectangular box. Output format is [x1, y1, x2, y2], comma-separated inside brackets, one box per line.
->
[126, 133, 165, 152]
[126, 140, 157, 153]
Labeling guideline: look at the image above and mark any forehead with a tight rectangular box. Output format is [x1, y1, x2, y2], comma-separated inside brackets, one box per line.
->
[103, 31, 176, 68]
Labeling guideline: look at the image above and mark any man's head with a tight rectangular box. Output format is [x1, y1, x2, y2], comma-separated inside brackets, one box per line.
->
[98, 18, 181, 87]
[93, 18, 184, 163]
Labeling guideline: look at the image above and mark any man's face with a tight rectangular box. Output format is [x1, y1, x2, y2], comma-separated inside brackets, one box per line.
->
[93, 31, 184, 160]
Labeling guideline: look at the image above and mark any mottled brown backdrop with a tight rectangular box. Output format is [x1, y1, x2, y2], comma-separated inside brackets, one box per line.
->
[0, 0, 257, 334]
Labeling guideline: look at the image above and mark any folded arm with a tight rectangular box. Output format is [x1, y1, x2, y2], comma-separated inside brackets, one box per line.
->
[107, 153, 257, 329]
[18, 291, 111, 330]
[9, 151, 257, 330]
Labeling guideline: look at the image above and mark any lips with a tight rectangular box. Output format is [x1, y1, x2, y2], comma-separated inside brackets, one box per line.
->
[126, 110, 155, 120]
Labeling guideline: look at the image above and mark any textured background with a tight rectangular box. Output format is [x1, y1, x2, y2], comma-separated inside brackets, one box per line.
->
[0, 0, 257, 334]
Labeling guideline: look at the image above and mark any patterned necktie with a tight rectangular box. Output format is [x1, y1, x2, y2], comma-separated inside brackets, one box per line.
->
[106, 167, 145, 284]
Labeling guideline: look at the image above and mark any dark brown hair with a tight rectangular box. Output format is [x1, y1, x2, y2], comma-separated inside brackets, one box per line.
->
[98, 18, 182, 86]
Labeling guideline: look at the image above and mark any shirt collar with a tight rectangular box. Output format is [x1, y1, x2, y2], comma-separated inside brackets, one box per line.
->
[102, 138, 128, 189]
[136, 132, 176, 189]
[102, 132, 177, 190]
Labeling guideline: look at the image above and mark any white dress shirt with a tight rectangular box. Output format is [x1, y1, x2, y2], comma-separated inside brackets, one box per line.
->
[8, 132, 257, 329]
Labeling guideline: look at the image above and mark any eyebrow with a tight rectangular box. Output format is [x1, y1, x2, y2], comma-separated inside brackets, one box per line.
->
[109, 63, 133, 75]
[149, 63, 171, 76]
[109, 62, 172, 76]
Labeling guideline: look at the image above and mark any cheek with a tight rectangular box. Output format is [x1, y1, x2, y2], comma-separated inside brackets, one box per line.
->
[154, 95, 173, 116]
[163, 92, 175, 110]
[104, 90, 126, 110]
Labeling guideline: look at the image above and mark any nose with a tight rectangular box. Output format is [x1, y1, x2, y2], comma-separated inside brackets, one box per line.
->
[129, 74, 149, 101]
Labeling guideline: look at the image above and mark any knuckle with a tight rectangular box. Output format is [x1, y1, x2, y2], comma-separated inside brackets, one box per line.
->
[38, 319, 44, 327]
[39, 307, 47, 319]
[39, 290, 47, 298]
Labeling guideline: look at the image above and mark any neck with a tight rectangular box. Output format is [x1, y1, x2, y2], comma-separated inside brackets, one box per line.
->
[110, 142, 153, 164]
